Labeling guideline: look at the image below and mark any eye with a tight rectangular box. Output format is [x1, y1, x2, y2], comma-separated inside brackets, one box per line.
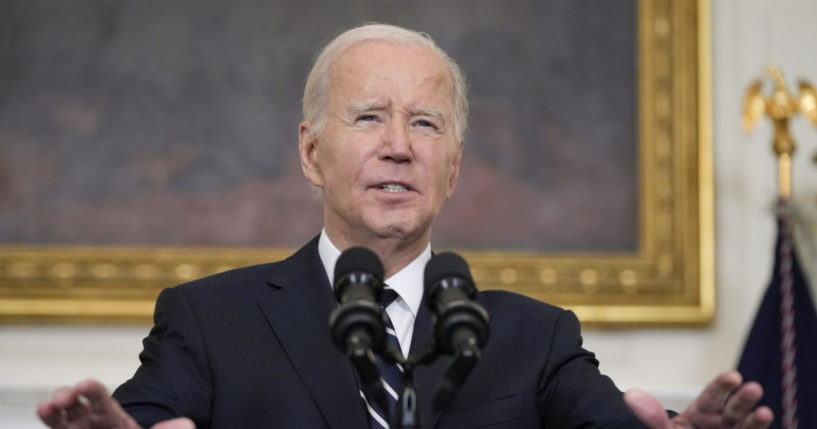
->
[413, 118, 441, 132]
[357, 114, 378, 122]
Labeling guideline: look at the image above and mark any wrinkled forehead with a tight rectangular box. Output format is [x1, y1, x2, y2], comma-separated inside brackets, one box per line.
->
[327, 40, 455, 104]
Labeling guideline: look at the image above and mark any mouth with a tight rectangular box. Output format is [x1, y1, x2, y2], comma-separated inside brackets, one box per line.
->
[376, 182, 411, 193]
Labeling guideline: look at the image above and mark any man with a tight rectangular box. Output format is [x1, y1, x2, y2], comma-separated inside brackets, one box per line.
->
[37, 23, 773, 429]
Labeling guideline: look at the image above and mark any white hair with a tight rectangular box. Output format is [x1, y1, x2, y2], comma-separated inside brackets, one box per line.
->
[302, 23, 468, 141]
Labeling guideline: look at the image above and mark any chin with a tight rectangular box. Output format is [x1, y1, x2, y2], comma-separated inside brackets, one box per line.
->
[365, 211, 433, 240]
[371, 220, 426, 241]
[373, 224, 413, 239]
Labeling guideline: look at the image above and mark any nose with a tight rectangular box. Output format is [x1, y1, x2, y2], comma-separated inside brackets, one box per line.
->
[379, 119, 413, 163]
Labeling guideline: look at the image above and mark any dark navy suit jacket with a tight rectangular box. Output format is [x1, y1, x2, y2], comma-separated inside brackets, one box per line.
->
[113, 236, 643, 428]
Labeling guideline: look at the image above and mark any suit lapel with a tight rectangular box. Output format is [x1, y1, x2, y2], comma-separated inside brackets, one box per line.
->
[257, 236, 368, 429]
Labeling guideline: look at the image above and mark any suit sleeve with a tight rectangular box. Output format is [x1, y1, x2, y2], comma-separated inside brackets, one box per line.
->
[537, 310, 645, 428]
[113, 287, 213, 428]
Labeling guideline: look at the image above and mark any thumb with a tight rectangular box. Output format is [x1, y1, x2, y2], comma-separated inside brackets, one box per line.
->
[624, 389, 671, 429]
[151, 417, 196, 429]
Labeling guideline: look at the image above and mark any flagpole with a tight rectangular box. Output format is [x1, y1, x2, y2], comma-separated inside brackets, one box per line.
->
[778, 153, 791, 201]
[741, 66, 817, 429]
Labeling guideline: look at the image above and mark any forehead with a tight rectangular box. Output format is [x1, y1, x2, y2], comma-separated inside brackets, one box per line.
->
[328, 41, 454, 107]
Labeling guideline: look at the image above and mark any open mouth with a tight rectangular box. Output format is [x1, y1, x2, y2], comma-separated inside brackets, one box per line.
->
[379, 183, 409, 193]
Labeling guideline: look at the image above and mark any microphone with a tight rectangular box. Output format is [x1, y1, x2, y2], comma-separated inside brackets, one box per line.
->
[328, 246, 388, 410]
[424, 252, 490, 411]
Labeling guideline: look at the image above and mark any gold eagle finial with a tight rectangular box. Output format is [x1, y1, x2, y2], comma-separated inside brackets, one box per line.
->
[742, 66, 817, 199]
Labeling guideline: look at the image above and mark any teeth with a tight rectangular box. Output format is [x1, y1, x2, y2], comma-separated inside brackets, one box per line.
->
[381, 183, 408, 193]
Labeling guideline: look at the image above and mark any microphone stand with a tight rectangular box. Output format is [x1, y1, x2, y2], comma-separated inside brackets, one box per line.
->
[390, 344, 436, 429]
[385, 338, 481, 429]
[347, 336, 389, 412]
[430, 339, 480, 412]
[346, 327, 483, 428]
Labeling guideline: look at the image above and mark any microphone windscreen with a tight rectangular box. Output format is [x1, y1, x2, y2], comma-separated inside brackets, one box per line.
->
[424, 252, 473, 293]
[335, 246, 384, 283]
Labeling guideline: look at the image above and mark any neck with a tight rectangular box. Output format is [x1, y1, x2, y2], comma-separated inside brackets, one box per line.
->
[324, 226, 430, 278]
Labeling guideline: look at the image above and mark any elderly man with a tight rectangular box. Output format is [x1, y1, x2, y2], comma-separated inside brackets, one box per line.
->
[38, 23, 773, 429]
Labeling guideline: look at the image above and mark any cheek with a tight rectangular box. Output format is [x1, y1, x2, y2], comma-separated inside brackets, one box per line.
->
[323, 150, 367, 192]
[438, 150, 459, 186]
[316, 140, 348, 178]
[428, 162, 455, 201]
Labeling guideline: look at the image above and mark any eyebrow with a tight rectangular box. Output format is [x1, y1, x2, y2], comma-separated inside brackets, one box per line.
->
[414, 108, 445, 124]
[348, 100, 389, 116]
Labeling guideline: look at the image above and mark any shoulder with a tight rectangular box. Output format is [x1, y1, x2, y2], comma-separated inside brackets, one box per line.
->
[478, 289, 567, 321]
[477, 289, 581, 342]
[172, 262, 277, 294]
[170, 235, 321, 298]
[151, 263, 284, 318]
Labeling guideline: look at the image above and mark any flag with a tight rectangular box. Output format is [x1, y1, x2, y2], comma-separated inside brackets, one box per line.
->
[737, 202, 817, 429]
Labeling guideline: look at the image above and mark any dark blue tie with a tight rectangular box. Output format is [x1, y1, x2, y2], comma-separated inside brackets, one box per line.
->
[365, 287, 404, 428]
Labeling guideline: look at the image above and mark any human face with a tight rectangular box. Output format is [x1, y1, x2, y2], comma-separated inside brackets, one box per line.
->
[299, 41, 463, 249]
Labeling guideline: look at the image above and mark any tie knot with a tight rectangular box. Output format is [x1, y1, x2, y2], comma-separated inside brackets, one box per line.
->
[381, 286, 399, 308]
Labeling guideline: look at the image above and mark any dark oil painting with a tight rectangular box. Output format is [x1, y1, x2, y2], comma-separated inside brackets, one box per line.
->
[0, 0, 636, 253]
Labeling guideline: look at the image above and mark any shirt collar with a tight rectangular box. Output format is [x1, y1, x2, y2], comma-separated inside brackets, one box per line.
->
[318, 229, 428, 317]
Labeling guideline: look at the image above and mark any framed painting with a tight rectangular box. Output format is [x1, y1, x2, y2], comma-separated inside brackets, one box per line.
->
[0, 0, 712, 327]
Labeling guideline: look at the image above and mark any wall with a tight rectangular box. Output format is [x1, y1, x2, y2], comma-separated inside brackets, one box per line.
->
[583, 0, 817, 410]
[3, 1, 817, 426]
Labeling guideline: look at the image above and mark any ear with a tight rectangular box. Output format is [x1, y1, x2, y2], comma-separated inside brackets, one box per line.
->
[298, 121, 324, 188]
[445, 139, 464, 199]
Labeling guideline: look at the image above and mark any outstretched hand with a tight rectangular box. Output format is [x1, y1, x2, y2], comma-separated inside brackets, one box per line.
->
[624, 371, 774, 429]
[37, 379, 194, 429]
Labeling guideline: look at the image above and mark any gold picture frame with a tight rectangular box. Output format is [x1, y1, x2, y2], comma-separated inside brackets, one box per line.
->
[0, 0, 713, 327]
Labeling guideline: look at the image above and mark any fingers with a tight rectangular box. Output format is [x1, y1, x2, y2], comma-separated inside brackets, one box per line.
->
[623, 389, 671, 429]
[50, 385, 81, 410]
[683, 372, 774, 429]
[36, 379, 141, 429]
[740, 405, 774, 429]
[75, 379, 117, 413]
[36, 398, 68, 428]
[37, 385, 82, 427]
[723, 382, 773, 429]
[695, 370, 743, 414]
[722, 381, 763, 425]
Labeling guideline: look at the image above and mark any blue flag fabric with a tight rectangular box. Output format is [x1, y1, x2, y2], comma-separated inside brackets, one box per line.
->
[737, 215, 817, 429]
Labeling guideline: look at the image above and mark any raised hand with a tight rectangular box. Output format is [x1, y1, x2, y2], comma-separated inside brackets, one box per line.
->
[624, 371, 774, 429]
[37, 379, 195, 429]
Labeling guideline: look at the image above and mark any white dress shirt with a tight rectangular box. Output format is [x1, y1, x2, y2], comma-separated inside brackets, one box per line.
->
[318, 229, 430, 358]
